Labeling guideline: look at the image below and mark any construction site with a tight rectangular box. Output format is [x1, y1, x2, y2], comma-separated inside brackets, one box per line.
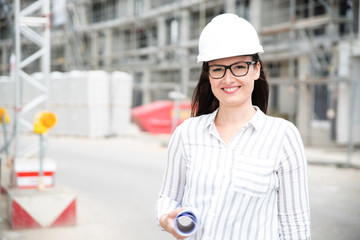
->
[1, 0, 359, 146]
[0, 0, 360, 239]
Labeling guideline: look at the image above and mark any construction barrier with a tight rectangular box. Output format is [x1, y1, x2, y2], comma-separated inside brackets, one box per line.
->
[13, 158, 56, 189]
[7, 186, 76, 229]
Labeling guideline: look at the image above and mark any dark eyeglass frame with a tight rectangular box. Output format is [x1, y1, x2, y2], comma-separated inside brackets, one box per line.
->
[207, 60, 258, 79]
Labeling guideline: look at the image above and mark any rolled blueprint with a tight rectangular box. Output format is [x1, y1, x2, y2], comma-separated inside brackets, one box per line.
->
[174, 208, 199, 237]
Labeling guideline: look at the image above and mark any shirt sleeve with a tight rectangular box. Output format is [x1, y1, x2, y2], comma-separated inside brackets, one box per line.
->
[277, 123, 311, 239]
[155, 123, 187, 224]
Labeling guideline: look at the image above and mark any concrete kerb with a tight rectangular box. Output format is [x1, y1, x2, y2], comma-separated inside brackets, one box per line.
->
[305, 146, 360, 169]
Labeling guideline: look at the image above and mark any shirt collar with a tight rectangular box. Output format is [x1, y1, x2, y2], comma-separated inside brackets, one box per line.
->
[204, 108, 219, 129]
[203, 106, 266, 131]
[250, 106, 265, 131]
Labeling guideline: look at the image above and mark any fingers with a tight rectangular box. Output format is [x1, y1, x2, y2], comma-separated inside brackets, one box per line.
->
[168, 207, 186, 218]
[161, 207, 188, 239]
[167, 208, 187, 239]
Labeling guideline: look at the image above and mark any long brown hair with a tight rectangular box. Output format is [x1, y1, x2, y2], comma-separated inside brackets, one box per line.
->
[191, 54, 269, 117]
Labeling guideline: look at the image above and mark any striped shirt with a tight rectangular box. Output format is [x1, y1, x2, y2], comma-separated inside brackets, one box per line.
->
[156, 106, 311, 240]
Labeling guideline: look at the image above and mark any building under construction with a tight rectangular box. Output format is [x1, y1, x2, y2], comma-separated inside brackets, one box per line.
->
[0, 0, 359, 147]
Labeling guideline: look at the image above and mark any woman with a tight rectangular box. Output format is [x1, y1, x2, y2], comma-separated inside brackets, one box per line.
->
[156, 13, 311, 240]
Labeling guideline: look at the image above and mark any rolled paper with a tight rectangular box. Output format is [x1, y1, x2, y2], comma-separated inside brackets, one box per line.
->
[174, 208, 199, 237]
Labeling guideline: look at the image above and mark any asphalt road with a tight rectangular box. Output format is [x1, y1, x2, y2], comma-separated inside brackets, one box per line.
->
[1, 134, 360, 240]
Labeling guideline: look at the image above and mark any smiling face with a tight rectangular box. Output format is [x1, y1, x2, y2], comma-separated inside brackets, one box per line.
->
[208, 55, 261, 110]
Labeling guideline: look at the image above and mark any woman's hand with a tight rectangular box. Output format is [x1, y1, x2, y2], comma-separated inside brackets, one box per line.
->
[160, 207, 186, 239]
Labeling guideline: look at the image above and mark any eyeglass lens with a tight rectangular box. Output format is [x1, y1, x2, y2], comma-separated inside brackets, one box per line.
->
[208, 61, 254, 79]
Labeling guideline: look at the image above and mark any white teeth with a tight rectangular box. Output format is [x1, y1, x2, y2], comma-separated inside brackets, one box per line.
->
[223, 87, 239, 92]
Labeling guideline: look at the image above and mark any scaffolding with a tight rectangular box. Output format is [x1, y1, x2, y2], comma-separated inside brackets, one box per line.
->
[12, 0, 51, 161]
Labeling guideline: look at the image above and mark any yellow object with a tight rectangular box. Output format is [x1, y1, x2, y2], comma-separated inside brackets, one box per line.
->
[33, 111, 57, 134]
[0, 107, 10, 124]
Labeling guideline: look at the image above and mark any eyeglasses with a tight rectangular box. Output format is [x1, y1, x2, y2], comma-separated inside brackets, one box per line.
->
[207, 60, 258, 79]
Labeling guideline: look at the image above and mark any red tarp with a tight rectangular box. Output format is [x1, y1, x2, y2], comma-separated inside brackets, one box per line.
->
[131, 100, 191, 134]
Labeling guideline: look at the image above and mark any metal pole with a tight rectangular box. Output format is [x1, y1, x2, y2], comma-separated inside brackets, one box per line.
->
[107, 76, 115, 137]
[171, 85, 181, 134]
[14, 0, 21, 159]
[358, 0, 360, 40]
[38, 134, 45, 191]
[169, 85, 186, 134]
[289, 0, 298, 124]
[42, 0, 51, 161]
[1, 115, 8, 156]
[43, 0, 51, 110]
[39, 134, 44, 177]
[346, 57, 358, 167]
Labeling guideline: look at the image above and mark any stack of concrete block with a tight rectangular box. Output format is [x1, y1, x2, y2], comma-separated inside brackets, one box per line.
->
[109, 71, 133, 136]
[49, 70, 133, 137]
[0, 70, 133, 138]
[0, 76, 13, 111]
[48, 71, 70, 136]
[0, 76, 13, 138]
[50, 71, 109, 137]
[0, 76, 13, 103]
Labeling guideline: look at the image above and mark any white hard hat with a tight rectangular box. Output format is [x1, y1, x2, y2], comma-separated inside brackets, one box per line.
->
[197, 13, 264, 63]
